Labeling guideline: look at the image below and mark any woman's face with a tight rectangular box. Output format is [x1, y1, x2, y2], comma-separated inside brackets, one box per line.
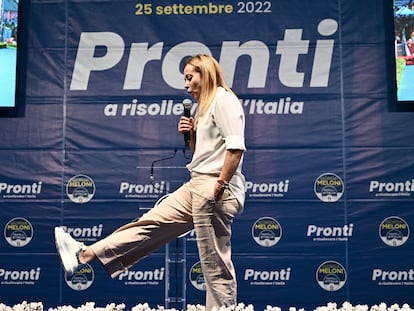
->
[184, 64, 202, 101]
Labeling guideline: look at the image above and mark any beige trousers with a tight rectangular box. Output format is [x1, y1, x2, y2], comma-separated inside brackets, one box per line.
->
[90, 173, 242, 310]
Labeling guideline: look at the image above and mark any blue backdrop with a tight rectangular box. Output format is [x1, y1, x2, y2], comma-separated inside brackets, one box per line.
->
[1, 0, 414, 310]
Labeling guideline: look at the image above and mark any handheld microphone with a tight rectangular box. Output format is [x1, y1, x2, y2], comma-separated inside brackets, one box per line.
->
[182, 99, 192, 147]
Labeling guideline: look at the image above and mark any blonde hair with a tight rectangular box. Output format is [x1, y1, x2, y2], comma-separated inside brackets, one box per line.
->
[183, 54, 235, 121]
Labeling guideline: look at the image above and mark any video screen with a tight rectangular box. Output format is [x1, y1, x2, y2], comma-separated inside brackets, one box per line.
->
[0, 0, 18, 108]
[393, 0, 414, 103]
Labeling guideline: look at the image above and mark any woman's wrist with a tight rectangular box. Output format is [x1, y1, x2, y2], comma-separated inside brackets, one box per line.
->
[216, 179, 229, 189]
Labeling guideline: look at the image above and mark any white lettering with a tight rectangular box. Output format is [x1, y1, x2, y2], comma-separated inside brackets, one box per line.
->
[244, 268, 291, 281]
[0, 182, 42, 194]
[70, 19, 336, 91]
[118, 268, 164, 281]
[242, 98, 303, 115]
[70, 32, 125, 90]
[220, 41, 268, 88]
[276, 29, 308, 87]
[62, 224, 103, 238]
[246, 180, 289, 193]
[372, 269, 414, 281]
[307, 224, 353, 237]
[0, 268, 40, 281]
[310, 19, 337, 87]
[369, 179, 414, 192]
[119, 181, 165, 194]
[124, 42, 163, 90]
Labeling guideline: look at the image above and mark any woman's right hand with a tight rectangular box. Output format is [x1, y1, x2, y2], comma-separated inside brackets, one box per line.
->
[178, 116, 194, 134]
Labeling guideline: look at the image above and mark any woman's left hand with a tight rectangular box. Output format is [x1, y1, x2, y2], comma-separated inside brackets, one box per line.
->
[213, 181, 226, 201]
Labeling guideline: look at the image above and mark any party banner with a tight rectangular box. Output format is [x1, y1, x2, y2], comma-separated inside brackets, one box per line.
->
[1, 0, 414, 309]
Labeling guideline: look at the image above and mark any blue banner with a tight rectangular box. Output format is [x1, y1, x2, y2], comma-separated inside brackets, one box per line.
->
[1, 0, 414, 309]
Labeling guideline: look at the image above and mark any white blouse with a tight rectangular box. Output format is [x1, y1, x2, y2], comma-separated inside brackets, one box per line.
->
[187, 86, 246, 206]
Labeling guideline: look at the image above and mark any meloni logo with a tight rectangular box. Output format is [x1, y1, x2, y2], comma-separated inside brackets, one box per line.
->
[66, 175, 95, 204]
[252, 217, 282, 247]
[314, 173, 344, 202]
[189, 261, 206, 291]
[4, 217, 33, 247]
[65, 263, 94, 291]
[316, 261, 346, 291]
[379, 216, 410, 247]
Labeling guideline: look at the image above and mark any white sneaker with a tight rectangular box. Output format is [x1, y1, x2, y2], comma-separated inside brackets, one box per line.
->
[54, 227, 86, 274]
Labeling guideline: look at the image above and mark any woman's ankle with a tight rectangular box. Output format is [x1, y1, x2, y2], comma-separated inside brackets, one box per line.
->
[78, 247, 94, 264]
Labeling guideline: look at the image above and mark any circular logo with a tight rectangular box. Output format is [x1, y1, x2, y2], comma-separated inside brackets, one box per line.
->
[316, 261, 346, 291]
[252, 217, 282, 247]
[66, 175, 95, 203]
[314, 173, 344, 202]
[189, 261, 206, 291]
[379, 216, 410, 247]
[4, 217, 33, 247]
[65, 263, 94, 291]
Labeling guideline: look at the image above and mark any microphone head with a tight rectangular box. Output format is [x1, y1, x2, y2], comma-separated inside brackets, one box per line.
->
[182, 99, 192, 117]
[183, 99, 192, 109]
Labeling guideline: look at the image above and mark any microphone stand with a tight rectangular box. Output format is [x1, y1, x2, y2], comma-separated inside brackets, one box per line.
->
[181, 147, 192, 160]
[150, 147, 192, 188]
[148, 148, 190, 309]
[150, 148, 178, 189]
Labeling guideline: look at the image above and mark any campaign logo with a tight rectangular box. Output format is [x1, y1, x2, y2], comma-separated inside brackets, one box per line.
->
[246, 180, 290, 199]
[0, 181, 42, 199]
[307, 223, 353, 242]
[369, 179, 414, 198]
[372, 268, 414, 286]
[66, 175, 95, 203]
[244, 267, 291, 286]
[70, 19, 337, 92]
[4, 217, 33, 247]
[379, 216, 410, 247]
[117, 267, 164, 286]
[252, 217, 282, 247]
[316, 261, 346, 291]
[119, 180, 168, 199]
[189, 261, 206, 291]
[65, 263, 94, 291]
[0, 267, 40, 285]
[61, 224, 104, 243]
[314, 173, 344, 202]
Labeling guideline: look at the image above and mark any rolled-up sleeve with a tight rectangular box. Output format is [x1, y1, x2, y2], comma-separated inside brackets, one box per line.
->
[214, 91, 246, 151]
